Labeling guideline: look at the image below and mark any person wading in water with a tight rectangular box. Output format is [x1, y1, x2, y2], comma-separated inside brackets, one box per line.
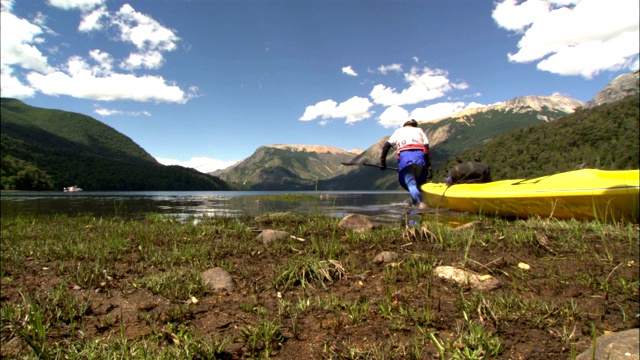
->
[380, 119, 432, 208]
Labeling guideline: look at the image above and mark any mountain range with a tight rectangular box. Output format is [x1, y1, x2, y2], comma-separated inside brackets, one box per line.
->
[1, 98, 229, 191]
[214, 71, 638, 190]
[1, 71, 638, 191]
[210, 145, 361, 190]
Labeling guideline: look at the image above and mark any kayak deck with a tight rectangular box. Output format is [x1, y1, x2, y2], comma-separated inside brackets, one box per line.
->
[421, 169, 640, 221]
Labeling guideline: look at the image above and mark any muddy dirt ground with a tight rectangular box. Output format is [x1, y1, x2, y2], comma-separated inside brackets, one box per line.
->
[1, 215, 639, 359]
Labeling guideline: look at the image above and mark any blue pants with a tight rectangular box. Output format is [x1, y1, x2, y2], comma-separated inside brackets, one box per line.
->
[397, 150, 428, 205]
[399, 164, 426, 204]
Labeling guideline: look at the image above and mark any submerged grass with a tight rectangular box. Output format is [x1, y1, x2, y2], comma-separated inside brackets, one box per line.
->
[1, 213, 638, 359]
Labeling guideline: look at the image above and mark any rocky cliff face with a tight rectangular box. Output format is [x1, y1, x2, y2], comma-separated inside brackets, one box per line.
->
[267, 144, 362, 155]
[585, 70, 640, 108]
[441, 95, 584, 122]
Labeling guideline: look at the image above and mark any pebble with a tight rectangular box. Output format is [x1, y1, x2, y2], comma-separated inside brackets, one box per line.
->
[433, 265, 500, 291]
[256, 229, 290, 244]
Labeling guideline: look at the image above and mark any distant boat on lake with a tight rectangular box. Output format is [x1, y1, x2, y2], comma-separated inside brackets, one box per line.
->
[63, 185, 82, 192]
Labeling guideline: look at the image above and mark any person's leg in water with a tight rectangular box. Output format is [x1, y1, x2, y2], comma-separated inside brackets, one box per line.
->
[399, 164, 425, 206]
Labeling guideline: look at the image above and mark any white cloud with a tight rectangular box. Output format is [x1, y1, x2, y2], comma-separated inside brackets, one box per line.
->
[300, 96, 373, 124]
[302, 63, 470, 127]
[370, 67, 463, 106]
[78, 5, 107, 32]
[410, 102, 467, 122]
[156, 157, 238, 173]
[342, 65, 357, 76]
[121, 50, 165, 70]
[1, 0, 14, 12]
[493, 0, 640, 78]
[0, 66, 36, 97]
[0, 10, 53, 97]
[378, 105, 409, 128]
[335, 96, 373, 124]
[24, 55, 194, 102]
[492, 0, 549, 32]
[377, 63, 403, 75]
[535, 34, 637, 78]
[464, 102, 488, 110]
[77, 4, 179, 70]
[380, 101, 491, 127]
[0, 12, 53, 73]
[88, 49, 113, 74]
[300, 99, 337, 121]
[47, 0, 105, 11]
[94, 105, 151, 117]
[1, 3, 195, 102]
[112, 4, 179, 53]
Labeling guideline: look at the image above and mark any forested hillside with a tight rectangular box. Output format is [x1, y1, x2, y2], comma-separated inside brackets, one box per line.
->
[433, 95, 640, 181]
[424, 108, 569, 170]
[1, 98, 230, 191]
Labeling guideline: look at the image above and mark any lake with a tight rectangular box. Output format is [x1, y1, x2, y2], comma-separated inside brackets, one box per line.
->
[1, 190, 427, 224]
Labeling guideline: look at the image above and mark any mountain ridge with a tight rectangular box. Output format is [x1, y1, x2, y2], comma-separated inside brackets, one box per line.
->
[267, 144, 363, 155]
[213, 71, 638, 190]
[430, 95, 585, 124]
[585, 70, 639, 108]
[212, 144, 358, 190]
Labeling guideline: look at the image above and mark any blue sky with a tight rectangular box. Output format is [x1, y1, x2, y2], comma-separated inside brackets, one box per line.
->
[2, 0, 638, 173]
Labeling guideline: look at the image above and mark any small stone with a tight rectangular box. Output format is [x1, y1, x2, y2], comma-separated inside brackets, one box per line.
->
[434, 265, 501, 291]
[338, 214, 374, 232]
[373, 251, 398, 264]
[201, 267, 236, 292]
[256, 229, 290, 244]
[518, 262, 531, 270]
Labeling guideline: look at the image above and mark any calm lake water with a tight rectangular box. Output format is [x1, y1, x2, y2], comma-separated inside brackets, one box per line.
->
[1, 190, 432, 225]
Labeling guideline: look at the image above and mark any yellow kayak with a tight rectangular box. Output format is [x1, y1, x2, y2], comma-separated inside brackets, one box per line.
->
[421, 169, 640, 221]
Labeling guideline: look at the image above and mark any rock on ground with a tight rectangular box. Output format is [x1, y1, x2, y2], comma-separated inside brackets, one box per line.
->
[433, 265, 500, 291]
[201, 267, 236, 292]
[338, 214, 374, 232]
[576, 328, 639, 360]
[256, 229, 290, 244]
[373, 251, 398, 264]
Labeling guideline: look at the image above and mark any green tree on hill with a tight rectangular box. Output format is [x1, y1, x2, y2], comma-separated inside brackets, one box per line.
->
[433, 95, 639, 181]
[1, 155, 54, 190]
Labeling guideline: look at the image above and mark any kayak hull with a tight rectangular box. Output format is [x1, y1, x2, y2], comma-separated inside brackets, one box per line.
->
[421, 169, 640, 221]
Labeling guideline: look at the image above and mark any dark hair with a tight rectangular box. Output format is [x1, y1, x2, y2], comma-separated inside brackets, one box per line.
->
[403, 119, 418, 127]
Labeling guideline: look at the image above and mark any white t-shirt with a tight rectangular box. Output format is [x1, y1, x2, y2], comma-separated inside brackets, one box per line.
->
[387, 126, 429, 151]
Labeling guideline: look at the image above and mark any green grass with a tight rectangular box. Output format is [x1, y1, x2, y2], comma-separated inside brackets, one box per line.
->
[1, 213, 638, 359]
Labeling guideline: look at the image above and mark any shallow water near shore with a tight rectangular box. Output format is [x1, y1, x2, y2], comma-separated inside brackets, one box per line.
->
[1, 190, 472, 226]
